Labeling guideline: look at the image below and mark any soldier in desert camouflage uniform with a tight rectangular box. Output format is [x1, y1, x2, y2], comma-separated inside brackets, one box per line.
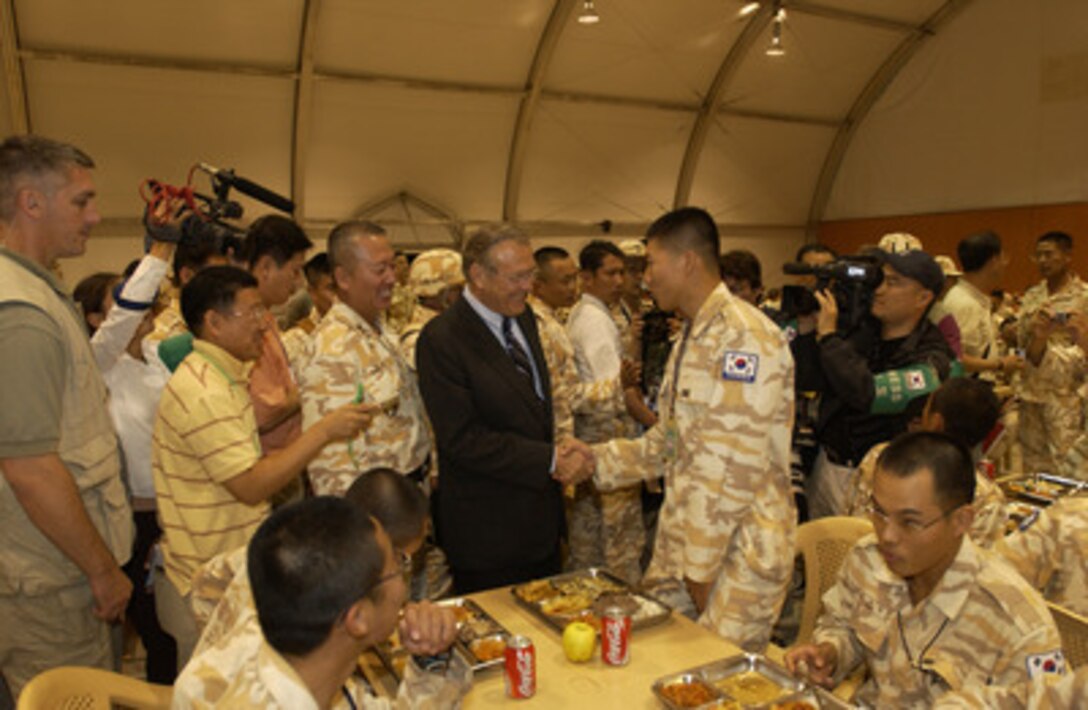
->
[560, 209, 796, 652]
[1017, 231, 1088, 473]
[846, 379, 1008, 547]
[529, 247, 633, 579]
[174, 498, 468, 710]
[566, 241, 650, 586]
[297, 222, 431, 497]
[934, 666, 1088, 710]
[398, 248, 464, 370]
[190, 469, 432, 655]
[787, 432, 1065, 708]
[384, 251, 415, 335]
[994, 496, 1088, 616]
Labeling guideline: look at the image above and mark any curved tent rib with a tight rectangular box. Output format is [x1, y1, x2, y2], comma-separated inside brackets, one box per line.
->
[805, 0, 976, 238]
[503, 0, 579, 223]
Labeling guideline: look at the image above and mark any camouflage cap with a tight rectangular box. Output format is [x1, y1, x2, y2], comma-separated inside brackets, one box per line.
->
[409, 248, 465, 297]
[877, 232, 923, 254]
[619, 239, 646, 259]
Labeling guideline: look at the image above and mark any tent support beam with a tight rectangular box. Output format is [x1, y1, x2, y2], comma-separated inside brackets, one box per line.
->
[673, 3, 775, 209]
[502, 0, 578, 222]
[1, 0, 29, 133]
[790, 2, 924, 34]
[804, 0, 975, 238]
[291, 0, 321, 223]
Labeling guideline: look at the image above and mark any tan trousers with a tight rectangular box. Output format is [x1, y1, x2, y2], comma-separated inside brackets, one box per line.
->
[154, 569, 198, 671]
[0, 583, 113, 701]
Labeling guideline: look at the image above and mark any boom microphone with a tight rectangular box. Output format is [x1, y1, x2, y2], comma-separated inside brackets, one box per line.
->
[198, 162, 295, 215]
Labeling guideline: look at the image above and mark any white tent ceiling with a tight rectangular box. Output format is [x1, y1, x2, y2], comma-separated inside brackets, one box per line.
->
[3, 0, 1086, 253]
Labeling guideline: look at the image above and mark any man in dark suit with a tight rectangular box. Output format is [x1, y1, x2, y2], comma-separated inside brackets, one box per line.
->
[417, 226, 590, 593]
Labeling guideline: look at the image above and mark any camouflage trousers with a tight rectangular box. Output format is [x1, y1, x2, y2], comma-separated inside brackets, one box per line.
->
[564, 482, 645, 586]
[1020, 397, 1085, 474]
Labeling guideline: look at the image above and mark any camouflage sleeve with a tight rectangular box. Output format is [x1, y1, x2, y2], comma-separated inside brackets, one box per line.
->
[188, 546, 246, 629]
[811, 542, 871, 683]
[355, 654, 473, 710]
[1057, 428, 1088, 479]
[987, 614, 1065, 698]
[592, 420, 667, 490]
[994, 509, 1059, 591]
[969, 477, 1008, 548]
[846, 444, 882, 517]
[568, 374, 623, 417]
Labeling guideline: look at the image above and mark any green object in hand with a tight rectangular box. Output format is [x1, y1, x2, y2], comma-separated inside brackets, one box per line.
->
[354, 381, 365, 404]
[348, 381, 365, 471]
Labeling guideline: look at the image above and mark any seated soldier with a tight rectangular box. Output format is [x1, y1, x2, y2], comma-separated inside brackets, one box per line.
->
[174, 496, 468, 709]
[933, 666, 1088, 709]
[191, 468, 430, 652]
[845, 378, 1008, 547]
[786, 432, 1064, 708]
[994, 496, 1088, 616]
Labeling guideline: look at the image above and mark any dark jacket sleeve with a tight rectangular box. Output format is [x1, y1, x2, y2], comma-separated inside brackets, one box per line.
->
[818, 332, 877, 412]
[416, 319, 555, 492]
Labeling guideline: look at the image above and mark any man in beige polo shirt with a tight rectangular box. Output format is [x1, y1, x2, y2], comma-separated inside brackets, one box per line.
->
[152, 265, 372, 668]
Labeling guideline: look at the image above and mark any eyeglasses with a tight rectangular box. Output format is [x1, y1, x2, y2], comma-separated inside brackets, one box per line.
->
[225, 305, 269, 322]
[865, 496, 958, 535]
[374, 549, 413, 588]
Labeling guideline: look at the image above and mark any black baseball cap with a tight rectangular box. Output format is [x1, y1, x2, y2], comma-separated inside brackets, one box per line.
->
[877, 249, 945, 296]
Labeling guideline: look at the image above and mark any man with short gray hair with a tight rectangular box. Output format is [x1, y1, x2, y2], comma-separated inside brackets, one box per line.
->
[0, 135, 134, 698]
[417, 225, 592, 592]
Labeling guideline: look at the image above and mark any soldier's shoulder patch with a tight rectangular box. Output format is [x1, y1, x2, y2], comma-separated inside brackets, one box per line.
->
[1026, 650, 1066, 679]
[722, 351, 759, 382]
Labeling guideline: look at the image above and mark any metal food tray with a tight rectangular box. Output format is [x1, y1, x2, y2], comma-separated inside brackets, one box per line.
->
[373, 597, 508, 680]
[511, 567, 672, 634]
[1003, 473, 1086, 505]
[436, 597, 510, 673]
[652, 653, 855, 709]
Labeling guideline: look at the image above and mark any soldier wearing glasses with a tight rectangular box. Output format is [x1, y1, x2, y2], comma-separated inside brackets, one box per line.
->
[786, 431, 1064, 707]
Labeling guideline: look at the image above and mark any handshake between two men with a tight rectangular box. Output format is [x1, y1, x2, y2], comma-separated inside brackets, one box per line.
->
[553, 438, 596, 488]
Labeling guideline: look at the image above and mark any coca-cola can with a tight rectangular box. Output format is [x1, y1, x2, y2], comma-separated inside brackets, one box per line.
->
[504, 635, 536, 698]
[978, 458, 996, 481]
[600, 606, 632, 666]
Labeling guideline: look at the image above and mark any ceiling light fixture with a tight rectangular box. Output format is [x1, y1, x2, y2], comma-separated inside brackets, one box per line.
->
[578, 0, 600, 25]
[765, 1, 786, 57]
[739, 1, 760, 16]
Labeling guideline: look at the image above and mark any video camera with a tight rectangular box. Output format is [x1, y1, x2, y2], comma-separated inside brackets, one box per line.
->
[780, 255, 884, 332]
[140, 163, 295, 257]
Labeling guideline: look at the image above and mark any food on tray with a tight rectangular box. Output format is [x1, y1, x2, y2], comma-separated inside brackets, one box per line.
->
[592, 592, 641, 616]
[554, 575, 625, 597]
[716, 672, 789, 705]
[450, 605, 473, 624]
[469, 636, 506, 662]
[769, 702, 816, 710]
[1006, 478, 1065, 501]
[659, 680, 718, 708]
[540, 592, 594, 616]
[515, 579, 560, 603]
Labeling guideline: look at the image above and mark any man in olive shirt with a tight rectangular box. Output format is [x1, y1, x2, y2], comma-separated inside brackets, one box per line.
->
[0, 136, 134, 699]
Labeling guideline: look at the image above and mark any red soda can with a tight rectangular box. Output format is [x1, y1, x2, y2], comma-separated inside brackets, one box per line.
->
[504, 635, 536, 698]
[600, 606, 632, 666]
[978, 458, 996, 481]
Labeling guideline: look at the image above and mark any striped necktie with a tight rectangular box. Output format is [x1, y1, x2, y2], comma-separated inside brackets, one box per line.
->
[502, 316, 534, 386]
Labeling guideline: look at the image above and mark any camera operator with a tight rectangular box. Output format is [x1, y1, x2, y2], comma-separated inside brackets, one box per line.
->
[807, 249, 954, 519]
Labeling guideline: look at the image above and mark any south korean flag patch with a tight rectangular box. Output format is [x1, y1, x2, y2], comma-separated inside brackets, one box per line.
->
[723, 351, 759, 383]
[1026, 650, 1066, 679]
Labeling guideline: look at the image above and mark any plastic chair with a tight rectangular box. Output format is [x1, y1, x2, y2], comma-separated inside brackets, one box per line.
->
[1048, 602, 1088, 670]
[16, 666, 172, 710]
[795, 516, 873, 645]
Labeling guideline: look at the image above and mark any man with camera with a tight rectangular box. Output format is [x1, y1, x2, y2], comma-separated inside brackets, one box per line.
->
[807, 248, 954, 519]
